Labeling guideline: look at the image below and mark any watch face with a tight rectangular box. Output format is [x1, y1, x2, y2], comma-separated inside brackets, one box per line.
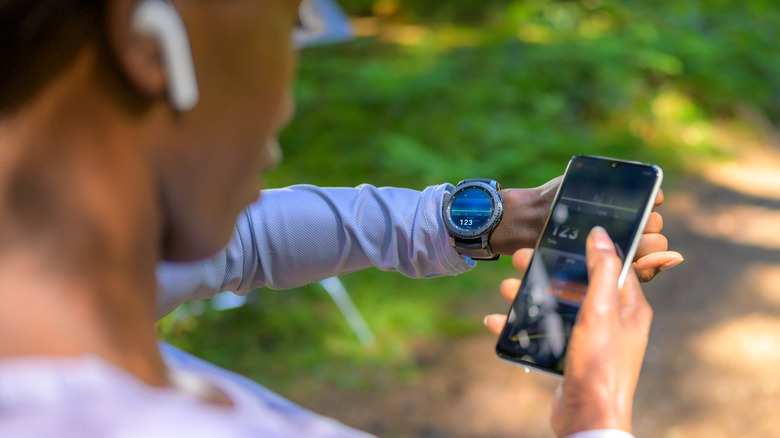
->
[449, 187, 494, 232]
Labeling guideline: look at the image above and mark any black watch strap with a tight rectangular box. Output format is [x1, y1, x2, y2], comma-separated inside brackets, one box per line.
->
[451, 235, 500, 260]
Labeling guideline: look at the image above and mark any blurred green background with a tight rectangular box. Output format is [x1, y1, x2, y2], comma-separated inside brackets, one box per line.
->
[158, 0, 780, 396]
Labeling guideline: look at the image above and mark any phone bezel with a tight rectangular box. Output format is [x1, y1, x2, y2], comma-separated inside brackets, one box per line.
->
[494, 154, 663, 376]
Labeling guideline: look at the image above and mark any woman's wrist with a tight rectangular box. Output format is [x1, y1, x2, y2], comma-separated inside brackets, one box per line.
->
[489, 184, 554, 254]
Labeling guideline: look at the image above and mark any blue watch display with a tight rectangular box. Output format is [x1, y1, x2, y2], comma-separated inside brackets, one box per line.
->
[449, 188, 494, 231]
[443, 179, 504, 260]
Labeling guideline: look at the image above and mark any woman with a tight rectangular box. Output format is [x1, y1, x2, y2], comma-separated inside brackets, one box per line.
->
[0, 0, 668, 436]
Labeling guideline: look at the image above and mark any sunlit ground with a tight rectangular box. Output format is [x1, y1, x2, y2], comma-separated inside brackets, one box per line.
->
[633, 133, 780, 437]
[665, 192, 780, 251]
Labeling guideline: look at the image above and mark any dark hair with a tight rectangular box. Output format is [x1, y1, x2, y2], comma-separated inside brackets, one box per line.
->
[0, 0, 105, 113]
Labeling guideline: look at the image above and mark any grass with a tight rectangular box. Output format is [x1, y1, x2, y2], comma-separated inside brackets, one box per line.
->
[158, 260, 518, 394]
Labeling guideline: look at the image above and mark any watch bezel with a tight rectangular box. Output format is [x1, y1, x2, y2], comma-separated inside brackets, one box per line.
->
[443, 181, 504, 239]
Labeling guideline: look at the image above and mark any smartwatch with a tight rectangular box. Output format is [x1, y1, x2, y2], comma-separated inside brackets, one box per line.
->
[442, 179, 504, 260]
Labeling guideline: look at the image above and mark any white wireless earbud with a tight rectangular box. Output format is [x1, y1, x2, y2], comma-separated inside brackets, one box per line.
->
[131, 0, 199, 111]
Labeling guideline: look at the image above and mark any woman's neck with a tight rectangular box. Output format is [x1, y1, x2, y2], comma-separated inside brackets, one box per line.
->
[0, 45, 168, 386]
[0, 250, 167, 386]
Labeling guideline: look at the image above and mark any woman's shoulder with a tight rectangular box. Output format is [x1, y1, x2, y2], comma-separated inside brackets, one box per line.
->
[0, 352, 373, 438]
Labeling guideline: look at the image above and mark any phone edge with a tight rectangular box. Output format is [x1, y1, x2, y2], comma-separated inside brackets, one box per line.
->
[494, 155, 664, 377]
[617, 164, 664, 288]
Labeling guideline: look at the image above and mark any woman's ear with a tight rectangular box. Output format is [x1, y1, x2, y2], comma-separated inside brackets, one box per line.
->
[105, 0, 199, 112]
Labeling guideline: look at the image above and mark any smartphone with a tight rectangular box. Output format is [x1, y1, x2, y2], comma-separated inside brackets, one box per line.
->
[495, 155, 663, 377]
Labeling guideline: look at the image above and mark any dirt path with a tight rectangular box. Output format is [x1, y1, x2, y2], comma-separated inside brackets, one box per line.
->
[301, 145, 780, 437]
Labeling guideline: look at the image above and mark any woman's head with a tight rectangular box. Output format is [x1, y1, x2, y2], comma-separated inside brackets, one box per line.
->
[0, 0, 300, 262]
[0, 0, 103, 113]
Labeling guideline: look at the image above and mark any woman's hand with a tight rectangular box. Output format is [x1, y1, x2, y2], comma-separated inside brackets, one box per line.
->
[631, 189, 683, 282]
[489, 177, 562, 254]
[491, 180, 683, 282]
[484, 228, 653, 437]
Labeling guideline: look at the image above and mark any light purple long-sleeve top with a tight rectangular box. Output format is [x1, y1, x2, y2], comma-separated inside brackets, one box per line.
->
[155, 183, 474, 317]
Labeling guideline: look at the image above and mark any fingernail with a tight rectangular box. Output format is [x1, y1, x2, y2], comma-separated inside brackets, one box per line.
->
[482, 315, 490, 327]
[660, 257, 684, 271]
[590, 226, 613, 251]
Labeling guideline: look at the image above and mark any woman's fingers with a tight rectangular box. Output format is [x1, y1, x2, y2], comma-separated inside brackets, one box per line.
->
[633, 250, 684, 282]
[486, 249, 534, 336]
[553, 228, 654, 436]
[500, 277, 521, 302]
[512, 248, 534, 272]
[582, 227, 622, 316]
[642, 211, 663, 234]
[499, 249, 532, 302]
[483, 314, 507, 336]
[634, 232, 668, 260]
[653, 189, 664, 208]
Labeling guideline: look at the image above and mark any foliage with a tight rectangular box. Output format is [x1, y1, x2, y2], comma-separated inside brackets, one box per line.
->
[159, 0, 780, 394]
[271, 0, 779, 190]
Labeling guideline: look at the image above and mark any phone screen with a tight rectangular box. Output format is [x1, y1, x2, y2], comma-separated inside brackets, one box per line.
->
[495, 155, 662, 375]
